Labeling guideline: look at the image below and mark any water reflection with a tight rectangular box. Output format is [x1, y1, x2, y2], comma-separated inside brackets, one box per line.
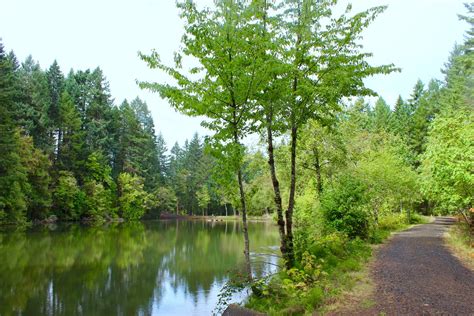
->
[0, 220, 279, 315]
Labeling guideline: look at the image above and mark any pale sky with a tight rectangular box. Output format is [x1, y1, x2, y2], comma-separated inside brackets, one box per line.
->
[0, 0, 467, 147]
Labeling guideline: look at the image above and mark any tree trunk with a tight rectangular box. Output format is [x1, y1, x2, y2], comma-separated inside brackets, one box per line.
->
[265, 110, 288, 264]
[313, 147, 323, 198]
[234, 129, 252, 280]
[237, 167, 252, 280]
[285, 123, 297, 268]
[56, 128, 62, 165]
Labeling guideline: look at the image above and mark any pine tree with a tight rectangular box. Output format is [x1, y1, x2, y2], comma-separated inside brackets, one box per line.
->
[47, 60, 65, 162]
[85, 68, 114, 158]
[411, 80, 441, 159]
[130, 97, 162, 189]
[0, 42, 28, 223]
[115, 100, 144, 176]
[17, 56, 53, 153]
[19, 134, 52, 220]
[155, 133, 169, 185]
[371, 97, 392, 131]
[57, 91, 84, 176]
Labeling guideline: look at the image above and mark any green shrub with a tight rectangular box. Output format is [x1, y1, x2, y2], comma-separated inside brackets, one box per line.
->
[117, 172, 148, 221]
[303, 286, 324, 310]
[53, 171, 83, 221]
[409, 212, 425, 224]
[83, 180, 114, 221]
[246, 233, 371, 315]
[321, 177, 370, 239]
[378, 213, 407, 231]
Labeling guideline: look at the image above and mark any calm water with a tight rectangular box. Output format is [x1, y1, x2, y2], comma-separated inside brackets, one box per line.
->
[0, 220, 279, 316]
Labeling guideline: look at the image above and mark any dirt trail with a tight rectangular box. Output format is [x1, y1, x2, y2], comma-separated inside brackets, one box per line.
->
[338, 217, 474, 315]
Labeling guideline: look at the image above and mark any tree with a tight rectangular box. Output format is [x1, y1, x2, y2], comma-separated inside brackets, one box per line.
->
[65, 68, 114, 164]
[83, 181, 113, 221]
[321, 175, 370, 239]
[57, 91, 84, 175]
[256, 0, 398, 268]
[138, 0, 267, 278]
[47, 60, 65, 163]
[196, 185, 210, 216]
[155, 133, 168, 186]
[83, 152, 115, 220]
[0, 42, 28, 223]
[52, 171, 84, 221]
[168, 142, 186, 213]
[152, 187, 177, 215]
[19, 134, 52, 220]
[117, 172, 148, 221]
[131, 97, 162, 189]
[420, 109, 473, 223]
[17, 56, 53, 153]
[420, 4, 474, 225]
[300, 119, 346, 198]
[410, 79, 441, 162]
[184, 133, 204, 214]
[244, 151, 275, 216]
[392, 95, 410, 135]
[371, 97, 392, 131]
[115, 100, 145, 176]
[353, 133, 419, 225]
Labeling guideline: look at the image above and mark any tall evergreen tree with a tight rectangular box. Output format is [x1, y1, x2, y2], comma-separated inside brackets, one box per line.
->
[17, 56, 53, 153]
[130, 97, 162, 189]
[0, 42, 28, 223]
[20, 134, 52, 220]
[57, 91, 84, 176]
[47, 60, 65, 162]
[115, 100, 145, 175]
[155, 133, 169, 186]
[371, 97, 392, 131]
[392, 95, 410, 135]
[411, 80, 441, 159]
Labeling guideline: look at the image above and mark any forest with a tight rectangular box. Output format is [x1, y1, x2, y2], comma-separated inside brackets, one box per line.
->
[0, 47, 237, 223]
[0, 0, 473, 314]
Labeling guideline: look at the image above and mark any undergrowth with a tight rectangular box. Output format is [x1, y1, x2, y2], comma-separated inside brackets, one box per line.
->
[445, 222, 474, 270]
[241, 212, 424, 315]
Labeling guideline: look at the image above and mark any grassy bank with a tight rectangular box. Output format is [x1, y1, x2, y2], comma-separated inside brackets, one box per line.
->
[445, 221, 474, 271]
[244, 213, 428, 315]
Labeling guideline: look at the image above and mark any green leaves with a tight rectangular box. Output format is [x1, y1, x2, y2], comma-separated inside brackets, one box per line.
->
[118, 173, 148, 221]
[53, 171, 83, 221]
[420, 109, 474, 214]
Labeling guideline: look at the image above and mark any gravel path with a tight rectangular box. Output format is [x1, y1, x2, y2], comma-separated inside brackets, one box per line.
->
[365, 217, 474, 315]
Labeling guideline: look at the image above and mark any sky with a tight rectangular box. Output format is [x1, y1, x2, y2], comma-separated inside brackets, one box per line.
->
[0, 0, 468, 147]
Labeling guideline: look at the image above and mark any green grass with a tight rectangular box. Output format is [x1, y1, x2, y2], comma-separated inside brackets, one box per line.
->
[445, 222, 473, 270]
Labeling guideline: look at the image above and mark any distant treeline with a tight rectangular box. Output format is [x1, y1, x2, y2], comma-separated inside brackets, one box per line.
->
[0, 41, 239, 224]
[0, 32, 472, 226]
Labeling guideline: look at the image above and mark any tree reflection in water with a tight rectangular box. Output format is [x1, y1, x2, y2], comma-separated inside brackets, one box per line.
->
[0, 220, 279, 315]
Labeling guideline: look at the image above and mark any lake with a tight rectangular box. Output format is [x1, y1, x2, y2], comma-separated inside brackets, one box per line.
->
[0, 220, 280, 315]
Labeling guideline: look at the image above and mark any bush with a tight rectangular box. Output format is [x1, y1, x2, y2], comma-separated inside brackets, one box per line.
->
[53, 171, 83, 221]
[378, 213, 407, 231]
[83, 180, 114, 221]
[321, 177, 370, 239]
[246, 233, 371, 315]
[117, 173, 148, 220]
[409, 212, 426, 224]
